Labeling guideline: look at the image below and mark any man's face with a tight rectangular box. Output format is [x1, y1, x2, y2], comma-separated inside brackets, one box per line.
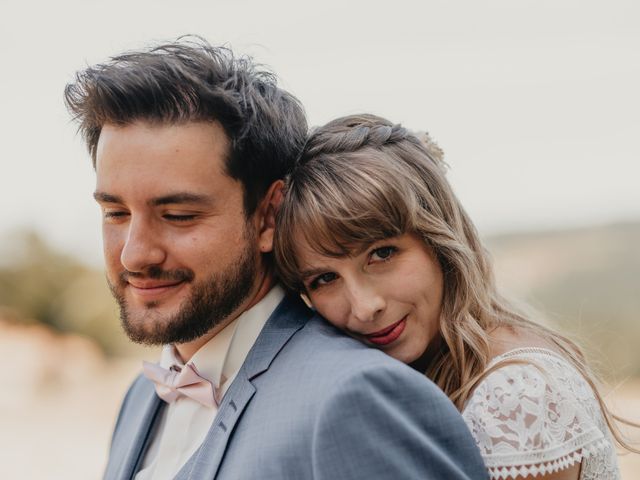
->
[95, 121, 261, 346]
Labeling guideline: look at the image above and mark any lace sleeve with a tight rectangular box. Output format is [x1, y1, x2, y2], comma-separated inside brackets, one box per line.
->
[461, 352, 618, 479]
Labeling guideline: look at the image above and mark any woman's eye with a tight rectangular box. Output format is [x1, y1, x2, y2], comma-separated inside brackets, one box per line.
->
[370, 246, 397, 262]
[308, 272, 337, 290]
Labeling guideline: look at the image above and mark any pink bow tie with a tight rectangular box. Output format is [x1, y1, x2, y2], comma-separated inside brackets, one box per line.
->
[142, 361, 220, 408]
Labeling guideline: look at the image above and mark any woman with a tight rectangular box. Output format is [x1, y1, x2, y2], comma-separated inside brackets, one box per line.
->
[274, 114, 633, 479]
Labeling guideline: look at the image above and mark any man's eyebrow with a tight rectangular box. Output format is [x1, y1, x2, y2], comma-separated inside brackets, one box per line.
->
[150, 193, 213, 206]
[93, 191, 122, 203]
[93, 191, 213, 206]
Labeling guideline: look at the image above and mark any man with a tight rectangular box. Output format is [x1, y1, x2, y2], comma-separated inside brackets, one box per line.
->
[65, 38, 487, 479]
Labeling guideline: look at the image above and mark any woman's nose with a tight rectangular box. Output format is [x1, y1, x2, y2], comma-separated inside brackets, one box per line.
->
[347, 279, 386, 324]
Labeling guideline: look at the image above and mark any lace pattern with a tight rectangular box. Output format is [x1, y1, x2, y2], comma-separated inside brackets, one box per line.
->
[461, 348, 620, 479]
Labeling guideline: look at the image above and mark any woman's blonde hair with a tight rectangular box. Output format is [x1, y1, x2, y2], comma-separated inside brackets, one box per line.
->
[274, 113, 637, 449]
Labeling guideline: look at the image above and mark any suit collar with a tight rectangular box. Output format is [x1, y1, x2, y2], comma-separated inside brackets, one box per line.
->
[242, 293, 312, 379]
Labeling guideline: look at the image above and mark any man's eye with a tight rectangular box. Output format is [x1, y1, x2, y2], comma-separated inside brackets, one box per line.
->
[164, 214, 197, 222]
[308, 272, 338, 290]
[370, 246, 397, 262]
[103, 211, 129, 220]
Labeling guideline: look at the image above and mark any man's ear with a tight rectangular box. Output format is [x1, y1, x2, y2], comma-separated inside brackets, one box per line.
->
[256, 180, 284, 253]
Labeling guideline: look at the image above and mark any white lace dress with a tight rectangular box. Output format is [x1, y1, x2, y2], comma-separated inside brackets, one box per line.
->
[461, 348, 620, 479]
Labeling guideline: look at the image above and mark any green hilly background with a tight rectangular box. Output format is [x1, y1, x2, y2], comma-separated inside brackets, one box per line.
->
[486, 221, 640, 379]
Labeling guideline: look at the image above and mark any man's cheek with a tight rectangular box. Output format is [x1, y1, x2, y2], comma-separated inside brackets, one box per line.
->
[102, 231, 124, 267]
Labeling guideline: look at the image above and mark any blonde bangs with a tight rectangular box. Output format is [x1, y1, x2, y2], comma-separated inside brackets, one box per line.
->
[275, 149, 415, 290]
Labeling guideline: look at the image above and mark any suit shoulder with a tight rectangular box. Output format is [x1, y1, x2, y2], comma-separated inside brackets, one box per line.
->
[299, 321, 488, 478]
[286, 316, 446, 397]
[294, 316, 409, 361]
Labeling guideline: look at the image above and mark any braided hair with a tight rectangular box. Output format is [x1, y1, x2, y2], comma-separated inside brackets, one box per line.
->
[299, 114, 444, 165]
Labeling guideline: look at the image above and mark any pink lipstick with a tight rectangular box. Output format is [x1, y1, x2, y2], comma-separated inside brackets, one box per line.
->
[365, 317, 407, 346]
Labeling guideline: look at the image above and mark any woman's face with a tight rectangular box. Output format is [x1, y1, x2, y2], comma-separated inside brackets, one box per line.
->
[296, 232, 444, 364]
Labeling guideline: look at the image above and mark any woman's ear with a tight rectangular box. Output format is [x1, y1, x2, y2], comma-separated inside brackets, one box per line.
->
[256, 180, 284, 253]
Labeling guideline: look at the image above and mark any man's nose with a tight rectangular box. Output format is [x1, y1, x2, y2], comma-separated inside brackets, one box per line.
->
[120, 218, 166, 273]
[347, 278, 386, 324]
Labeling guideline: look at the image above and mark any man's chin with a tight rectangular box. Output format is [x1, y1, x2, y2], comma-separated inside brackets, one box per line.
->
[119, 304, 190, 346]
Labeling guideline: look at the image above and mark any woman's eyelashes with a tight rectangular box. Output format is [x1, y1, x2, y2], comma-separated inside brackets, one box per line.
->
[369, 245, 398, 262]
[307, 272, 338, 291]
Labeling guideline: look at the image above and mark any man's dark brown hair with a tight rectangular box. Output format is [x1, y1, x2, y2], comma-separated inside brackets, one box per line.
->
[64, 36, 308, 215]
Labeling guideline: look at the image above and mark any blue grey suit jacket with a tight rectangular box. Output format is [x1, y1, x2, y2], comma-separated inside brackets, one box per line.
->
[103, 295, 487, 479]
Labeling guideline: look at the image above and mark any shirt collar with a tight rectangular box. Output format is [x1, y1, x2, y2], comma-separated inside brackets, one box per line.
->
[159, 285, 285, 389]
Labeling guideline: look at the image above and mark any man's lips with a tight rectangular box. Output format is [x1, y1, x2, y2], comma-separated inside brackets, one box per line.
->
[363, 317, 407, 346]
[126, 279, 186, 298]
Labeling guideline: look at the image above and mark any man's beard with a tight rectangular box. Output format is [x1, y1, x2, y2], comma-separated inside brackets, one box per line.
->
[108, 229, 258, 346]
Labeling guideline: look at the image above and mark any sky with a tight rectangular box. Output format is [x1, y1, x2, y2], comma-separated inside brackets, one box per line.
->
[1, 0, 639, 265]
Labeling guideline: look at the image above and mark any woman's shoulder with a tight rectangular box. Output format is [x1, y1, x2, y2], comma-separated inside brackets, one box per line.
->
[476, 326, 609, 432]
[468, 346, 600, 413]
[461, 347, 619, 479]
[479, 326, 601, 410]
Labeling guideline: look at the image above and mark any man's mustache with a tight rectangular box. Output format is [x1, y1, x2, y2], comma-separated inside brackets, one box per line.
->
[119, 266, 195, 284]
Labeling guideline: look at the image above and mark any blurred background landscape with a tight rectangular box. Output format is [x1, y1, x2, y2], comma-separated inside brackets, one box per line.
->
[2, 0, 639, 477]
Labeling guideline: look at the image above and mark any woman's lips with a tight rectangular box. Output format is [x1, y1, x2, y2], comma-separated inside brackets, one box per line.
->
[364, 317, 407, 346]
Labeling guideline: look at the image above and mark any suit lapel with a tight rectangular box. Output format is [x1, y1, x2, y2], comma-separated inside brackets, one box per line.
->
[175, 294, 311, 479]
[108, 379, 163, 480]
[175, 372, 256, 480]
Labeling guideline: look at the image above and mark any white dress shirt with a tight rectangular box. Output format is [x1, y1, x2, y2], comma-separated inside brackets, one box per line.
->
[135, 285, 285, 480]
